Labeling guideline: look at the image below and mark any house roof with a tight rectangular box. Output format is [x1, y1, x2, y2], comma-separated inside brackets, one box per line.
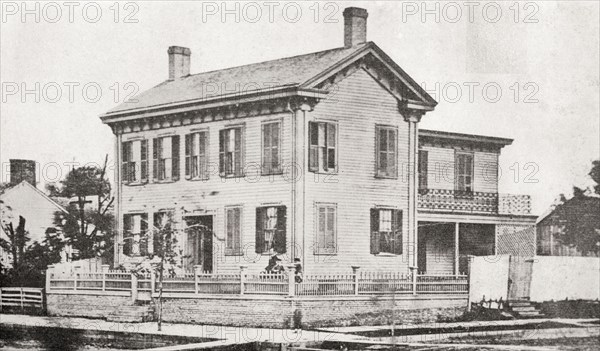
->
[537, 195, 600, 225]
[0, 181, 68, 215]
[419, 129, 513, 149]
[102, 42, 437, 120]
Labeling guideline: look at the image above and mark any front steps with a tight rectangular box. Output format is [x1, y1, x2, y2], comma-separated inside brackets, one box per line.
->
[507, 300, 545, 318]
[107, 304, 155, 323]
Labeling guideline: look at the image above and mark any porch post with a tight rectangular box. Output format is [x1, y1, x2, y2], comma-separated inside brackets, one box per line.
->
[194, 265, 202, 295]
[401, 108, 423, 275]
[286, 265, 296, 297]
[45, 264, 55, 292]
[131, 273, 138, 302]
[455, 222, 460, 276]
[101, 264, 109, 292]
[239, 265, 247, 295]
[351, 266, 360, 295]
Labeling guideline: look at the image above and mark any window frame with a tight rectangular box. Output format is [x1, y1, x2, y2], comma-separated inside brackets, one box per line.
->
[219, 126, 245, 178]
[255, 205, 287, 254]
[123, 212, 148, 257]
[261, 120, 283, 176]
[185, 130, 210, 181]
[308, 121, 338, 174]
[224, 206, 243, 256]
[455, 151, 475, 194]
[314, 203, 337, 255]
[153, 135, 180, 182]
[370, 207, 403, 255]
[375, 125, 398, 179]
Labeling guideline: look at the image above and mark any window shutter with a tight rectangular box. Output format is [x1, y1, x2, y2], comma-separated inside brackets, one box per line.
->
[141, 140, 148, 182]
[234, 207, 241, 254]
[327, 124, 336, 171]
[234, 128, 242, 176]
[370, 209, 380, 254]
[123, 215, 132, 256]
[153, 138, 159, 180]
[199, 132, 208, 180]
[121, 142, 129, 183]
[153, 213, 162, 256]
[392, 210, 403, 255]
[219, 130, 226, 176]
[274, 206, 287, 254]
[272, 123, 280, 173]
[185, 134, 191, 177]
[308, 122, 318, 172]
[262, 124, 270, 173]
[140, 214, 148, 256]
[255, 207, 265, 254]
[389, 129, 397, 177]
[172, 136, 180, 180]
[419, 150, 428, 190]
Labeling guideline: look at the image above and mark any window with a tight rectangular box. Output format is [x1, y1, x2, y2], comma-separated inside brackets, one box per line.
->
[153, 135, 180, 181]
[185, 131, 209, 180]
[376, 126, 397, 178]
[121, 140, 148, 183]
[370, 209, 402, 255]
[255, 206, 286, 254]
[152, 211, 171, 256]
[418, 150, 428, 191]
[219, 127, 243, 177]
[123, 213, 148, 256]
[225, 206, 242, 255]
[315, 204, 337, 254]
[455, 153, 474, 193]
[262, 122, 281, 174]
[309, 122, 337, 173]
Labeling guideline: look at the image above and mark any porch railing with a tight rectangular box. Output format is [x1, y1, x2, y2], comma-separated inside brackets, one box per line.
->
[47, 266, 468, 297]
[418, 189, 531, 215]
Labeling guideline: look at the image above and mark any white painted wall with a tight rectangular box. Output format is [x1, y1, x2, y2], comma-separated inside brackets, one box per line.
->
[529, 256, 600, 302]
[469, 255, 510, 302]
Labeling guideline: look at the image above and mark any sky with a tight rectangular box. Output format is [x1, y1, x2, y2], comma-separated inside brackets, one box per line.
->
[1, 1, 599, 215]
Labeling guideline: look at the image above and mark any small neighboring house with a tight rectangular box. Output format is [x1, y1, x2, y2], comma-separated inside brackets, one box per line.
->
[0, 180, 68, 245]
[536, 195, 600, 257]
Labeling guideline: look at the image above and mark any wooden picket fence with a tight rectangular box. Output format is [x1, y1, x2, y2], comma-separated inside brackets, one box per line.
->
[47, 267, 468, 297]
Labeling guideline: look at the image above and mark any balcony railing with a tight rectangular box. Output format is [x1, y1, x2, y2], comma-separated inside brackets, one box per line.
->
[418, 189, 531, 215]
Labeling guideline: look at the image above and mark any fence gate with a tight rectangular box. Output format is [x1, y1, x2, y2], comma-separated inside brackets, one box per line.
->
[507, 256, 533, 300]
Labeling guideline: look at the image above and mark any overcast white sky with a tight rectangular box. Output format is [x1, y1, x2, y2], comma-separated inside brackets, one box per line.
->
[1, 1, 599, 215]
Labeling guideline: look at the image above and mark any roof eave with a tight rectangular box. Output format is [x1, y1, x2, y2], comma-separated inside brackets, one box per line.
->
[419, 129, 514, 148]
[100, 86, 329, 124]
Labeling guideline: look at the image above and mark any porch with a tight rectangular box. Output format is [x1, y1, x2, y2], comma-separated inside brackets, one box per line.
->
[417, 222, 495, 275]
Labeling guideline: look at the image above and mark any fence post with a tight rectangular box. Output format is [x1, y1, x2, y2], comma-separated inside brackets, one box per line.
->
[73, 269, 78, 291]
[20, 287, 24, 312]
[131, 273, 138, 302]
[286, 265, 295, 297]
[150, 269, 156, 296]
[101, 264, 109, 292]
[239, 265, 248, 295]
[194, 265, 202, 295]
[351, 266, 360, 295]
[409, 266, 417, 296]
[45, 265, 55, 292]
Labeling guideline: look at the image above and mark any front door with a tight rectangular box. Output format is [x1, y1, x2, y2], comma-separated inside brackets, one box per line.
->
[184, 215, 213, 273]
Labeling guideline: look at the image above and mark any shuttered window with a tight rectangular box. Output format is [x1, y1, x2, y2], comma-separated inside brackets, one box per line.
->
[153, 136, 180, 181]
[123, 213, 148, 257]
[370, 209, 403, 255]
[262, 122, 281, 175]
[308, 122, 337, 173]
[376, 126, 398, 178]
[315, 204, 337, 254]
[219, 127, 243, 177]
[255, 206, 287, 254]
[418, 150, 428, 191]
[185, 131, 209, 180]
[225, 206, 242, 255]
[455, 153, 474, 193]
[122, 140, 147, 184]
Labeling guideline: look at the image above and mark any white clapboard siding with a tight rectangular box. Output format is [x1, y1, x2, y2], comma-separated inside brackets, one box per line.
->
[304, 69, 410, 273]
[420, 146, 499, 193]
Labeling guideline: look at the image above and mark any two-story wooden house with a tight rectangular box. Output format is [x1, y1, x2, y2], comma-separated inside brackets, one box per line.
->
[101, 7, 536, 276]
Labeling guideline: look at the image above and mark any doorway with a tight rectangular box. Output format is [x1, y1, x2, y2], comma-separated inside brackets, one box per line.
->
[184, 215, 213, 273]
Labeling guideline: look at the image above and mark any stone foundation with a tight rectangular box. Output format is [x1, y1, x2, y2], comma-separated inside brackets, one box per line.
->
[47, 292, 467, 328]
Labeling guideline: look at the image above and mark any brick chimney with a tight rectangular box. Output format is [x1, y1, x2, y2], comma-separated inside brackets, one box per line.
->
[10, 159, 36, 187]
[168, 46, 191, 80]
[343, 7, 368, 48]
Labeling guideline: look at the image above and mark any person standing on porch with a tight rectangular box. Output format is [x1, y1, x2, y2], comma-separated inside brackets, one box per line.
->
[294, 257, 303, 283]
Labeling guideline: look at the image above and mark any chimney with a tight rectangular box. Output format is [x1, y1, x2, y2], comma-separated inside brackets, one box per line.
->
[168, 46, 191, 80]
[10, 159, 37, 187]
[343, 7, 368, 48]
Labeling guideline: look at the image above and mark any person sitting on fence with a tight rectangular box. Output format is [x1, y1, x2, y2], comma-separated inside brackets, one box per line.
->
[293, 257, 303, 283]
[265, 254, 284, 273]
